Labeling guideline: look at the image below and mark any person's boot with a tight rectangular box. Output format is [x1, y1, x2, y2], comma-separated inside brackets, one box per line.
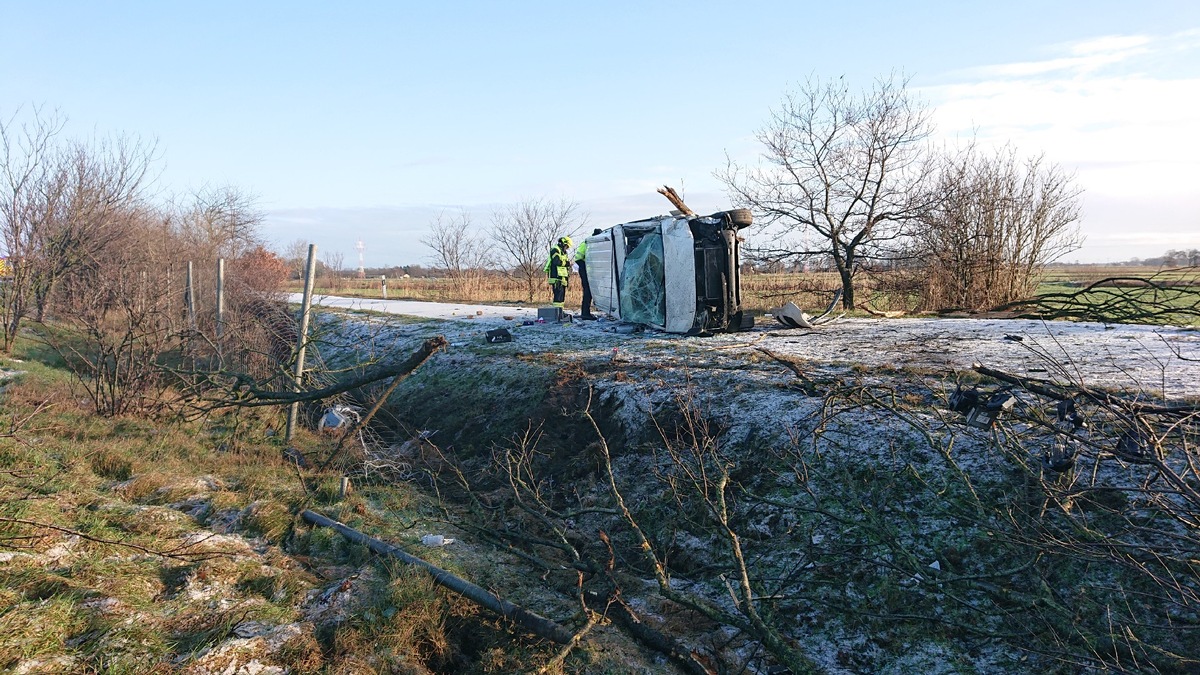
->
[580, 313, 598, 320]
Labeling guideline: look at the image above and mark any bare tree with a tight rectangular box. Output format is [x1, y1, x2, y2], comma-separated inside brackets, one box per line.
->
[281, 237, 309, 279]
[910, 144, 1083, 310]
[29, 134, 158, 321]
[490, 197, 587, 302]
[322, 250, 345, 291]
[719, 74, 937, 309]
[0, 107, 66, 350]
[1, 109, 159, 345]
[173, 185, 263, 263]
[49, 206, 177, 416]
[421, 211, 492, 295]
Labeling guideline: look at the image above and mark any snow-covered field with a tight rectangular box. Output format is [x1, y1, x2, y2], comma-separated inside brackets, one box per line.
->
[293, 294, 1200, 399]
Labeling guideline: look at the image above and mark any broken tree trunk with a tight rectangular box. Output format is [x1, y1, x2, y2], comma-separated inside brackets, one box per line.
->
[207, 336, 448, 409]
[300, 509, 575, 644]
[657, 186, 695, 216]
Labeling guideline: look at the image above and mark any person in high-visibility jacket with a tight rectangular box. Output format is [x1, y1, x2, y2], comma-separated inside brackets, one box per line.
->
[575, 229, 601, 320]
[544, 236, 572, 308]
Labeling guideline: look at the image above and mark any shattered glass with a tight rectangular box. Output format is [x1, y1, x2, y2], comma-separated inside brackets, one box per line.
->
[619, 233, 666, 326]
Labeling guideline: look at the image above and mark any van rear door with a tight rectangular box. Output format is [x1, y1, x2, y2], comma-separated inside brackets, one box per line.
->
[584, 228, 619, 318]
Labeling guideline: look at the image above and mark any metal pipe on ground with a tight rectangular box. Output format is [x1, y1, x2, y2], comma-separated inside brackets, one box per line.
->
[300, 509, 575, 644]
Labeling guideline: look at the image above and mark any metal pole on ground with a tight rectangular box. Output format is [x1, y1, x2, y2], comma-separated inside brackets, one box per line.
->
[285, 244, 318, 443]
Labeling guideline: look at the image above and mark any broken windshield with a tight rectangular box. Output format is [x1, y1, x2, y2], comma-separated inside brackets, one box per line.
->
[619, 232, 666, 326]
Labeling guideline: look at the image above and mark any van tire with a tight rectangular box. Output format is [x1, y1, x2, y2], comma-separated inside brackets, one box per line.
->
[716, 208, 753, 227]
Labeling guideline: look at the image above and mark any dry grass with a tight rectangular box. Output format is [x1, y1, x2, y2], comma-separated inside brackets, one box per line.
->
[1, 333, 561, 673]
[294, 265, 1200, 318]
[292, 272, 849, 314]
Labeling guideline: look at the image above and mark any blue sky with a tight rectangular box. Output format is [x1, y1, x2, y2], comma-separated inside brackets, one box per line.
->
[3, 1, 1198, 265]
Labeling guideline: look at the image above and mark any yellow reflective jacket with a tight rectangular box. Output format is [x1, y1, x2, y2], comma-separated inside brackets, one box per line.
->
[544, 246, 569, 285]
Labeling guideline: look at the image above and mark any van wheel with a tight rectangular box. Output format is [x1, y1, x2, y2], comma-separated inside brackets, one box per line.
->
[715, 209, 753, 227]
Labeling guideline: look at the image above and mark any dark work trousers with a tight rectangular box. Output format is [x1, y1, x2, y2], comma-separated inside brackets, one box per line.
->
[577, 261, 593, 316]
[551, 281, 566, 307]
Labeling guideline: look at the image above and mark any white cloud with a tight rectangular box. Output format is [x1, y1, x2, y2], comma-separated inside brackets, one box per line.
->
[921, 30, 1200, 260]
[1068, 34, 1155, 56]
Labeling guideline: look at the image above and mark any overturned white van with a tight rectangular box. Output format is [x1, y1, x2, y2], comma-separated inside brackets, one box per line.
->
[583, 209, 754, 334]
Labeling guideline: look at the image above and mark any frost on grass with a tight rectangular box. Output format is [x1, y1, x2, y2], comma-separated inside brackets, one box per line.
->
[293, 300, 1200, 673]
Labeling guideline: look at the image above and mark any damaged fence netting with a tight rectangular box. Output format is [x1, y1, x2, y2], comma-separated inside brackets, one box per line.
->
[619, 232, 666, 327]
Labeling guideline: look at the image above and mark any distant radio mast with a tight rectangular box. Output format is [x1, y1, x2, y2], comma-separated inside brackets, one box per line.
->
[355, 239, 366, 279]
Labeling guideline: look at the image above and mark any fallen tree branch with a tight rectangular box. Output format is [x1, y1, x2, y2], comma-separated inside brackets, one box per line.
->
[757, 348, 821, 395]
[863, 306, 906, 318]
[318, 338, 445, 470]
[300, 509, 575, 644]
[181, 336, 448, 409]
[604, 595, 718, 675]
[995, 272, 1200, 324]
[536, 609, 601, 674]
[972, 362, 1200, 415]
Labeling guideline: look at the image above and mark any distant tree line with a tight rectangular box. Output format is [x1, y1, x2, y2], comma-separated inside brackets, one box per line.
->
[275, 196, 587, 303]
[1119, 249, 1200, 267]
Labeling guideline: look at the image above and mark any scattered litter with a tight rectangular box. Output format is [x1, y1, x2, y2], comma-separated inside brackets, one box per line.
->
[537, 307, 564, 323]
[485, 328, 513, 343]
[422, 534, 455, 547]
[772, 290, 844, 329]
[949, 385, 1016, 429]
[928, 560, 941, 571]
[1116, 427, 1153, 458]
[318, 405, 360, 433]
[392, 430, 437, 458]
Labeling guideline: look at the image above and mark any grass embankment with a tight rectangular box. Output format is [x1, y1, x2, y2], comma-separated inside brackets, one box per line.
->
[0, 339, 561, 674]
